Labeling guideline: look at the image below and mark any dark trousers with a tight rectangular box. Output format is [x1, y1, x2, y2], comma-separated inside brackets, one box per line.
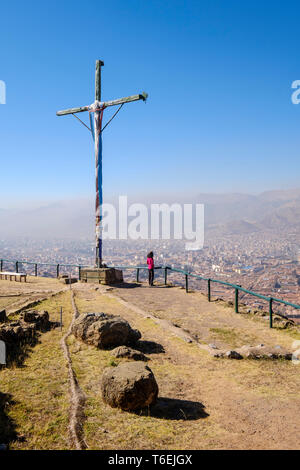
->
[148, 268, 154, 286]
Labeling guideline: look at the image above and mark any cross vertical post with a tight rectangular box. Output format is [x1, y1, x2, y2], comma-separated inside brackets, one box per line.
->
[95, 60, 104, 268]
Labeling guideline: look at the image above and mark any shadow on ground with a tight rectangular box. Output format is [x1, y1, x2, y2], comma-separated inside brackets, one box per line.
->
[0, 392, 18, 446]
[3, 340, 38, 368]
[137, 397, 209, 421]
[112, 282, 142, 289]
[135, 340, 165, 354]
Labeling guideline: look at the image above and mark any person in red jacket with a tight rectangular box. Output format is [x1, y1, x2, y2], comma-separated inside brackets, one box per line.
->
[147, 251, 154, 286]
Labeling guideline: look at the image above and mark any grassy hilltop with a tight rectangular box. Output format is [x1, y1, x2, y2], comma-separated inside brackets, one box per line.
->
[0, 276, 300, 450]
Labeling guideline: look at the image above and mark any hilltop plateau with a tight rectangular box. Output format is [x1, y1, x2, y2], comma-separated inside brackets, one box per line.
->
[0, 276, 299, 450]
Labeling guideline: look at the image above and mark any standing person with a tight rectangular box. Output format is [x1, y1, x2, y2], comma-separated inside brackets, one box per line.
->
[147, 251, 154, 286]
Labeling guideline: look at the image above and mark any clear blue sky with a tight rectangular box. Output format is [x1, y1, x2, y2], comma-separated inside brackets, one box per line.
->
[1, 0, 300, 207]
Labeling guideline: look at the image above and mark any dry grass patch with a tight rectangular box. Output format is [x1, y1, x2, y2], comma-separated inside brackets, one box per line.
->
[209, 327, 260, 348]
[0, 291, 73, 449]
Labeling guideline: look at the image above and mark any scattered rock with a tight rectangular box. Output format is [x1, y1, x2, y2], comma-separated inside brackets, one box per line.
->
[60, 277, 77, 285]
[283, 353, 293, 360]
[101, 361, 158, 410]
[21, 310, 51, 332]
[267, 353, 278, 359]
[111, 346, 148, 361]
[209, 343, 218, 349]
[211, 343, 294, 361]
[283, 320, 295, 329]
[225, 350, 243, 359]
[72, 312, 141, 349]
[237, 344, 293, 360]
[211, 351, 225, 358]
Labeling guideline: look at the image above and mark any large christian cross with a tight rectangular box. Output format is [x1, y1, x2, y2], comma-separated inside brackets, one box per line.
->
[56, 60, 147, 267]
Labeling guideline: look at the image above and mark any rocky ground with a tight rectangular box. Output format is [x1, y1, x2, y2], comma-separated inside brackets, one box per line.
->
[0, 276, 300, 450]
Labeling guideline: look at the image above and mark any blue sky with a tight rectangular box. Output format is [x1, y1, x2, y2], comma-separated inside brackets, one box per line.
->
[1, 0, 300, 207]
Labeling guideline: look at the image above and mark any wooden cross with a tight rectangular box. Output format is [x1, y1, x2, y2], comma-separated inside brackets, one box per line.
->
[56, 60, 147, 268]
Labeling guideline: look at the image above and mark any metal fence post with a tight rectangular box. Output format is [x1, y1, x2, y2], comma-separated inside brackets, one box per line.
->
[56, 264, 60, 278]
[60, 307, 63, 332]
[164, 267, 168, 285]
[136, 268, 140, 283]
[16, 261, 19, 273]
[208, 279, 211, 302]
[185, 274, 188, 293]
[78, 265, 81, 280]
[269, 297, 273, 328]
[34, 264, 38, 276]
[235, 287, 239, 313]
[0, 260, 2, 272]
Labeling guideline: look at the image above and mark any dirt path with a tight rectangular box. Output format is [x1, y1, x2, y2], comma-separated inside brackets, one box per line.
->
[108, 283, 299, 350]
[60, 290, 86, 450]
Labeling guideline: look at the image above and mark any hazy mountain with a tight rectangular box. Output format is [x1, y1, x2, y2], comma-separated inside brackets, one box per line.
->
[1, 189, 300, 238]
[196, 189, 300, 231]
[0, 200, 94, 238]
[207, 219, 260, 236]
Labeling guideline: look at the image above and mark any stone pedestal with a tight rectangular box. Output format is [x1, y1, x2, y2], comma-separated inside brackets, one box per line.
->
[80, 267, 123, 285]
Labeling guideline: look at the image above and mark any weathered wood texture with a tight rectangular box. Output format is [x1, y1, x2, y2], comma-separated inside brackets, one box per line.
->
[56, 93, 147, 116]
[95, 60, 104, 101]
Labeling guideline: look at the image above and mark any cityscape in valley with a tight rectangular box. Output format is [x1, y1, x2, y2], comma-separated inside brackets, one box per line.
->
[1, 223, 299, 320]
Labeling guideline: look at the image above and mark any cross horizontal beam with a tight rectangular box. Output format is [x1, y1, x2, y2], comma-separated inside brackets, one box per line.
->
[56, 92, 148, 116]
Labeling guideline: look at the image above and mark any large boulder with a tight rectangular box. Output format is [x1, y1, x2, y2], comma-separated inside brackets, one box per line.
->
[101, 361, 158, 410]
[72, 312, 141, 349]
[225, 350, 243, 360]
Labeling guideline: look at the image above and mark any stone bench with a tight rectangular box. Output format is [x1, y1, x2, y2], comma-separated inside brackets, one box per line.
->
[0, 272, 27, 282]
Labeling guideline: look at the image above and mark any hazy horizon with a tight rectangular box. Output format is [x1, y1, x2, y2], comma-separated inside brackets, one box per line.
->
[1, 187, 300, 239]
[2, 186, 300, 210]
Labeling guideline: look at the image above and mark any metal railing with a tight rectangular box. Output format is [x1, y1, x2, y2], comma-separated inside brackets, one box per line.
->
[109, 264, 300, 329]
[1, 258, 300, 328]
[0, 258, 88, 279]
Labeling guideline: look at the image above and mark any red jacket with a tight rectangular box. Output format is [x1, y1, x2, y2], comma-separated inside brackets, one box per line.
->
[147, 257, 154, 270]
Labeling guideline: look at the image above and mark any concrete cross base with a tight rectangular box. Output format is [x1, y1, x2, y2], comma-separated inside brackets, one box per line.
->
[80, 267, 123, 285]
